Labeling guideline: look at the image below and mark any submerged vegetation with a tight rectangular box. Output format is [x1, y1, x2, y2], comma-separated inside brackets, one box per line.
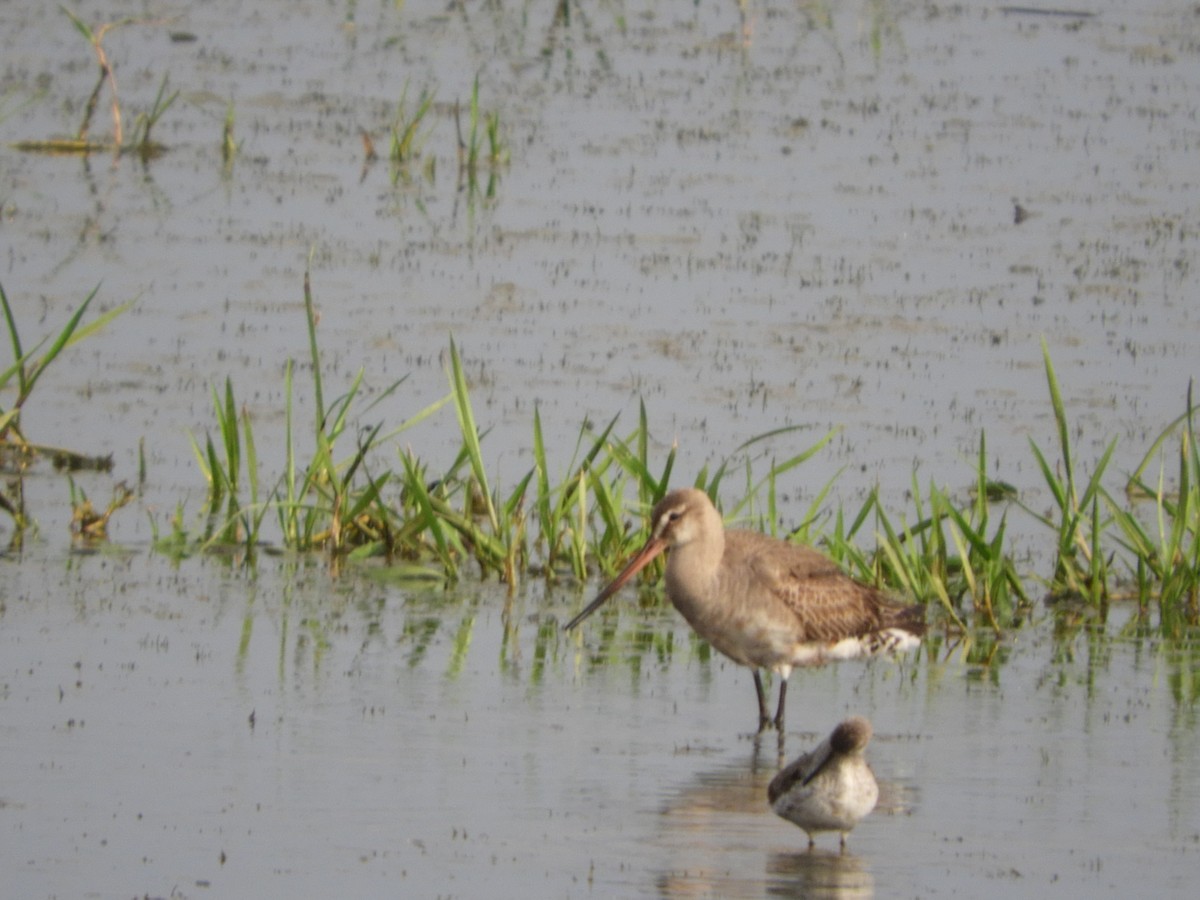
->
[11, 11, 510, 219]
[367, 75, 509, 212]
[3, 274, 1198, 646]
[1, 282, 130, 536]
[0, 283, 131, 445]
[11, 8, 177, 160]
[184, 268, 1200, 636]
[455, 74, 510, 199]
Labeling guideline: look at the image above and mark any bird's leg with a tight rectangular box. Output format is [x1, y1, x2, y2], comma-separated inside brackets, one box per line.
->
[772, 677, 789, 732]
[753, 671, 771, 732]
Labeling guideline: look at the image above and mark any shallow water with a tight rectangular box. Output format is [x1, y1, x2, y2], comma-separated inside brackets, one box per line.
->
[3, 551, 1199, 898]
[5, 1, 1199, 533]
[3, 0, 1200, 897]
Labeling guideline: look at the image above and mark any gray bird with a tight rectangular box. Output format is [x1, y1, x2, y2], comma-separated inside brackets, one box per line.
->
[768, 716, 879, 849]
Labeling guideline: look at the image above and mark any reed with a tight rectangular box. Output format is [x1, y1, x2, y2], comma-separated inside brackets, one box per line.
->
[1105, 385, 1200, 631]
[222, 101, 239, 169]
[396, 447, 465, 577]
[2, 281, 129, 534]
[1, 283, 129, 445]
[162, 268, 438, 564]
[148, 500, 193, 559]
[55, 8, 174, 158]
[456, 75, 508, 198]
[187, 376, 270, 550]
[187, 378, 240, 537]
[858, 484, 954, 621]
[275, 269, 421, 560]
[531, 407, 619, 579]
[722, 424, 839, 537]
[934, 434, 1027, 630]
[61, 6, 128, 146]
[439, 337, 518, 578]
[124, 74, 177, 161]
[1023, 339, 1118, 607]
[389, 82, 436, 169]
[158, 281, 1199, 638]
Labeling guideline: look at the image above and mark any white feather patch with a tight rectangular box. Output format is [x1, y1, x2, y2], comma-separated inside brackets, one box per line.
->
[788, 628, 921, 667]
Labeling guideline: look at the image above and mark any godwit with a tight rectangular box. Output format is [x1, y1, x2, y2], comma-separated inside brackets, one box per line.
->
[768, 716, 879, 849]
[564, 487, 925, 731]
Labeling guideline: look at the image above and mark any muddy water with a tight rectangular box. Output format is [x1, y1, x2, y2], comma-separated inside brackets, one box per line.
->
[3, 1, 1200, 897]
[4, 1, 1199, 535]
[4, 554, 1199, 898]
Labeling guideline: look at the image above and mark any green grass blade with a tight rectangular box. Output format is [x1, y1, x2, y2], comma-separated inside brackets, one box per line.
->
[26, 284, 98, 396]
[447, 336, 498, 534]
[606, 433, 662, 497]
[1026, 438, 1067, 520]
[0, 282, 27, 393]
[304, 263, 324, 427]
[4, 285, 128, 406]
[378, 388, 451, 442]
[532, 405, 554, 550]
[1041, 337, 1074, 501]
[282, 358, 297, 543]
[59, 4, 95, 42]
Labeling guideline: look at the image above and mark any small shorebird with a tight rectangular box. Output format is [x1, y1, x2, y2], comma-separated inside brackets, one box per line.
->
[768, 716, 879, 849]
[564, 487, 925, 731]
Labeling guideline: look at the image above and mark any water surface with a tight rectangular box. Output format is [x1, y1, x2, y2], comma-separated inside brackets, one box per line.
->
[3, 1, 1200, 896]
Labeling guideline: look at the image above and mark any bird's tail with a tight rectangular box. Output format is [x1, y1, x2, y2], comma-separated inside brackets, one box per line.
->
[886, 600, 927, 638]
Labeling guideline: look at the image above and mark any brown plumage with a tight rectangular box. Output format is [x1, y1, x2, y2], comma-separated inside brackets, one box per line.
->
[565, 488, 925, 731]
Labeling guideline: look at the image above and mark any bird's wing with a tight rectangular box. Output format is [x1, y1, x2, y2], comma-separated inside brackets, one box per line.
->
[729, 533, 888, 642]
[780, 575, 891, 642]
[768, 737, 833, 804]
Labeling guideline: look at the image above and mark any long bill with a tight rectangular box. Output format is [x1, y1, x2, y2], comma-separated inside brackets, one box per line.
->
[563, 536, 667, 631]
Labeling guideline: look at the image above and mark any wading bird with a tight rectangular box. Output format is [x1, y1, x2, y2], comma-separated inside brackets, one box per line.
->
[564, 488, 924, 731]
[768, 716, 879, 849]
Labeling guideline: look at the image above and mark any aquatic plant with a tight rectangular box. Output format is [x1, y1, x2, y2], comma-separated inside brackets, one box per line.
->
[155, 275, 1200, 640]
[830, 431, 1026, 636]
[124, 74, 177, 161]
[187, 376, 267, 548]
[1106, 386, 1200, 634]
[273, 270, 440, 562]
[1021, 339, 1118, 608]
[69, 478, 134, 540]
[531, 406, 619, 581]
[62, 6, 130, 147]
[1, 284, 128, 449]
[456, 75, 508, 200]
[222, 101, 240, 169]
[389, 81, 436, 168]
[1, 281, 130, 540]
[165, 266, 446, 567]
[11, 9, 176, 159]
